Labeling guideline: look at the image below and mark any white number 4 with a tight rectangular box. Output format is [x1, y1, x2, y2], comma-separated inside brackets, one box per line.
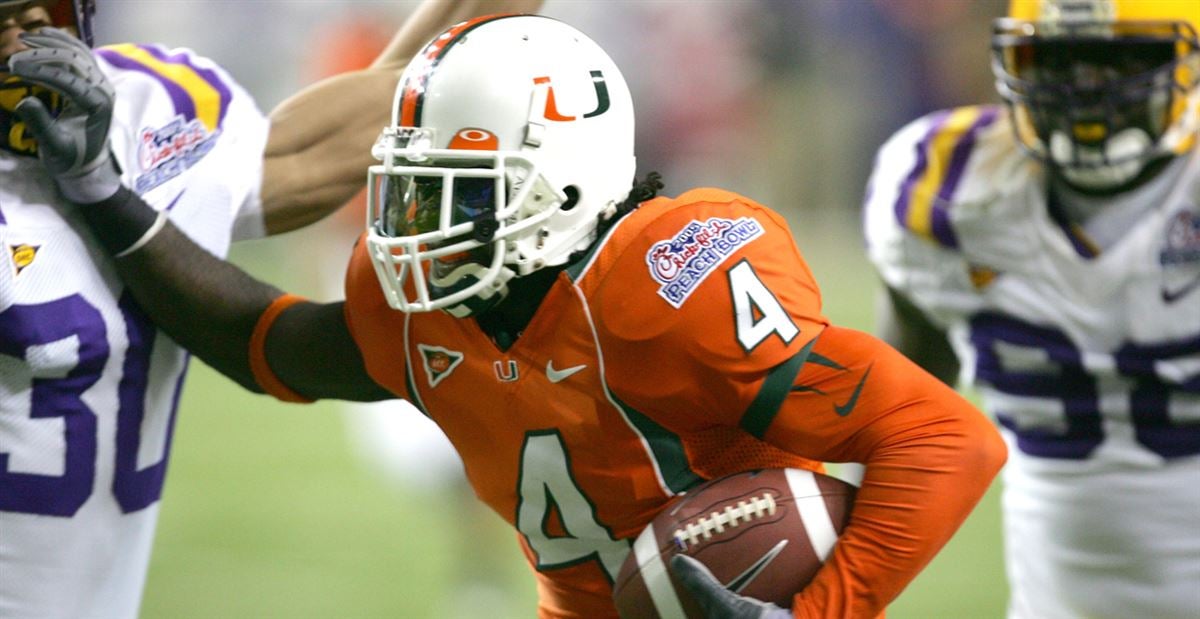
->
[728, 260, 798, 351]
[516, 432, 629, 581]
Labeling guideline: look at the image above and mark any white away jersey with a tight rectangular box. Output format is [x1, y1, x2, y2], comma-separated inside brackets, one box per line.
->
[864, 104, 1200, 473]
[0, 44, 269, 618]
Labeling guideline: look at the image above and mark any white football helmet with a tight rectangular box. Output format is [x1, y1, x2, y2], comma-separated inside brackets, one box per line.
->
[365, 15, 636, 317]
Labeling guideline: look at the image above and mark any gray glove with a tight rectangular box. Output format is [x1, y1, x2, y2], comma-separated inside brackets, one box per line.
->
[8, 27, 121, 204]
[671, 555, 793, 619]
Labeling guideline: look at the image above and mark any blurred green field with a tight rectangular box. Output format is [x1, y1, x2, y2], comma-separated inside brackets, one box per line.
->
[141, 211, 1007, 618]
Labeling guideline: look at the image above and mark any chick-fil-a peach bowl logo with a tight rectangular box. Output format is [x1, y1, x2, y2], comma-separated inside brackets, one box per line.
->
[646, 216, 764, 308]
[134, 115, 218, 193]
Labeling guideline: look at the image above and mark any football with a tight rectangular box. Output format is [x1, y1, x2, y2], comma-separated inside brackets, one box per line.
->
[613, 468, 857, 619]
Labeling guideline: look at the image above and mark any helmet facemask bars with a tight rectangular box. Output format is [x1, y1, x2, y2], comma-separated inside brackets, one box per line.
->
[364, 15, 637, 317]
[993, 14, 1200, 189]
[993, 11, 1200, 188]
[367, 126, 566, 317]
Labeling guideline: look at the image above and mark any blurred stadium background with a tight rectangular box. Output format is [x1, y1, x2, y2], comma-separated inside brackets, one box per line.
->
[98, 1, 1008, 617]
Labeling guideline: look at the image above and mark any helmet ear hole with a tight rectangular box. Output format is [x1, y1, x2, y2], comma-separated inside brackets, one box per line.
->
[560, 186, 580, 211]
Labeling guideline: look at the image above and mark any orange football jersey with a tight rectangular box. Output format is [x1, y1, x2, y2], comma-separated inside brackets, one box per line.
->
[341, 188, 1001, 618]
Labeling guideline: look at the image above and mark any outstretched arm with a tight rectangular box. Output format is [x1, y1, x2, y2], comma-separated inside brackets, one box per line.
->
[86, 186, 391, 401]
[260, 0, 543, 234]
[85, 196, 389, 402]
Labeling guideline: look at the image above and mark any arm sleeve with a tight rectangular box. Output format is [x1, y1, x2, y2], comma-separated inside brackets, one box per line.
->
[763, 326, 1006, 618]
[341, 234, 415, 401]
[590, 190, 829, 429]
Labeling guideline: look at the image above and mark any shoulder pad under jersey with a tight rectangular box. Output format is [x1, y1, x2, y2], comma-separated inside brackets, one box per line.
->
[863, 105, 1030, 326]
[569, 188, 828, 428]
[864, 105, 1025, 250]
[96, 43, 267, 200]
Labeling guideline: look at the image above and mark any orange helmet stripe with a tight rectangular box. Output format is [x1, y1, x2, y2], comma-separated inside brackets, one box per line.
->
[399, 14, 522, 128]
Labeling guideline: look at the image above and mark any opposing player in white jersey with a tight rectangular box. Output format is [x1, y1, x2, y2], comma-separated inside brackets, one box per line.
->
[864, 1, 1200, 617]
[0, 1, 538, 617]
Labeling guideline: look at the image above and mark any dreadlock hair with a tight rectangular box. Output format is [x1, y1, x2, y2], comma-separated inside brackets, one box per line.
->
[624, 171, 664, 211]
[604, 171, 663, 230]
[567, 171, 664, 264]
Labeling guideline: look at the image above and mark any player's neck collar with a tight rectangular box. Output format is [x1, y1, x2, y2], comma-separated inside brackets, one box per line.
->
[475, 265, 565, 352]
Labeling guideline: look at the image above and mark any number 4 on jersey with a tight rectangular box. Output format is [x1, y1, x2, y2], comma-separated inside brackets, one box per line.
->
[516, 431, 629, 581]
[728, 260, 798, 351]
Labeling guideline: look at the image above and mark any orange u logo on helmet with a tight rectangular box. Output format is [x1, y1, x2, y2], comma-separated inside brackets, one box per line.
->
[533, 70, 610, 122]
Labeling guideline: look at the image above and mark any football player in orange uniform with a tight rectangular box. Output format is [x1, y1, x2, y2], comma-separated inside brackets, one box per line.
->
[31, 14, 1006, 618]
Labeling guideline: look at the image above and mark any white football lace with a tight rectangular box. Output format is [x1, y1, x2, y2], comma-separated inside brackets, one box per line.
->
[672, 493, 778, 550]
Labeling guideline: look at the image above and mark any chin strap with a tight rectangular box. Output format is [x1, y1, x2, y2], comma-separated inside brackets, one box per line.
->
[440, 265, 513, 318]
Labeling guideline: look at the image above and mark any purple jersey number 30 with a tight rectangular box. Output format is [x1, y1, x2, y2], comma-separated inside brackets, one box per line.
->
[0, 293, 185, 517]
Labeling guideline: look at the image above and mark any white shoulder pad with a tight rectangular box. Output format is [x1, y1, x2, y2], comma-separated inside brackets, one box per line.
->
[863, 105, 1013, 328]
[95, 44, 269, 238]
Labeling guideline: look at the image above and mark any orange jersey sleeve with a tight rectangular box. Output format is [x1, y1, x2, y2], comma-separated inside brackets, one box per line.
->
[578, 188, 829, 432]
[763, 325, 1007, 618]
[342, 233, 412, 400]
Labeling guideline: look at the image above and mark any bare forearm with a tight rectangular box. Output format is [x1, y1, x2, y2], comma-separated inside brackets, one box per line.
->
[260, 0, 545, 234]
[876, 286, 960, 386]
[82, 188, 281, 391]
[120, 228, 277, 391]
[371, 0, 544, 70]
[261, 68, 396, 234]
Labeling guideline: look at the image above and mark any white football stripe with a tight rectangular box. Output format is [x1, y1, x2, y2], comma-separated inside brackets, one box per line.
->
[785, 468, 839, 561]
[632, 525, 687, 619]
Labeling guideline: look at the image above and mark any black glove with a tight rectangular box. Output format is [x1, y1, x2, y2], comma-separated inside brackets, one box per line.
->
[8, 27, 121, 204]
[670, 555, 793, 619]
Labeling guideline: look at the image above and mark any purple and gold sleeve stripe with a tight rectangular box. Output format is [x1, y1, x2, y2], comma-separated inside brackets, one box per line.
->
[894, 105, 1000, 249]
[97, 44, 232, 133]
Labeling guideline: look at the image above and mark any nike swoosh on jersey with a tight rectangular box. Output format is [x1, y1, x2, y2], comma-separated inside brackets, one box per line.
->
[1161, 273, 1200, 303]
[724, 540, 788, 593]
[834, 363, 873, 417]
[545, 361, 587, 383]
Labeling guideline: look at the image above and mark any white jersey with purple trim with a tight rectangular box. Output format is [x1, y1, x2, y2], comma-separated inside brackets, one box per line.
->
[0, 43, 268, 619]
[864, 104, 1200, 619]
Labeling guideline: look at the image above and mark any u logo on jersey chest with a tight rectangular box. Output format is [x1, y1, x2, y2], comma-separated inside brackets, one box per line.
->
[494, 360, 519, 382]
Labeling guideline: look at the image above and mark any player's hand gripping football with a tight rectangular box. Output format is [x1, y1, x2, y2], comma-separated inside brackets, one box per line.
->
[8, 27, 121, 204]
[671, 555, 793, 619]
